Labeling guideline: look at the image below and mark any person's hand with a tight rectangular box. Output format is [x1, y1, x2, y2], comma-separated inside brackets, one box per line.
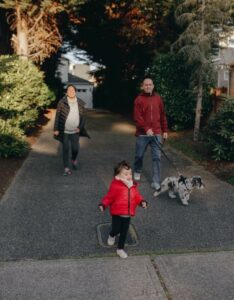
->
[98, 204, 104, 212]
[163, 132, 168, 140]
[54, 131, 59, 136]
[141, 201, 147, 208]
[76, 128, 80, 133]
[146, 129, 154, 136]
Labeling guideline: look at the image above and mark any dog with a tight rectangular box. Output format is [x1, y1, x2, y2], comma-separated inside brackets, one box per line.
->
[153, 175, 204, 205]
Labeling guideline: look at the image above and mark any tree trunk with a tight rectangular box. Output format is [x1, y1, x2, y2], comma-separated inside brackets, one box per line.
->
[193, 0, 205, 142]
[15, 5, 28, 59]
[193, 80, 203, 141]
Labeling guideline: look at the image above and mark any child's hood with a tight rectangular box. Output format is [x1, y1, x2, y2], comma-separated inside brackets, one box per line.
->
[113, 177, 138, 189]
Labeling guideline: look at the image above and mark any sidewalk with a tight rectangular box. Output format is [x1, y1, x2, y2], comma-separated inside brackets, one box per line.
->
[0, 110, 233, 299]
[0, 251, 233, 300]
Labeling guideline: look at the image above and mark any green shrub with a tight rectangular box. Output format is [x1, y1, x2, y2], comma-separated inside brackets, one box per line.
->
[0, 55, 55, 131]
[148, 53, 212, 130]
[0, 119, 28, 157]
[204, 98, 234, 161]
[0, 55, 54, 157]
[0, 134, 28, 158]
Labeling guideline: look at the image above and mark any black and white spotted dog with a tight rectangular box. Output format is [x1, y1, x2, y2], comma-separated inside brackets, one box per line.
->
[153, 175, 204, 205]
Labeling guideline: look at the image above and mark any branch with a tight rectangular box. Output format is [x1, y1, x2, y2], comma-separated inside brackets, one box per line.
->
[28, 10, 44, 34]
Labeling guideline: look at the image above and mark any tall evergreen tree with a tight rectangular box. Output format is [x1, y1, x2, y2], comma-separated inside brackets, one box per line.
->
[0, 0, 85, 63]
[173, 0, 232, 141]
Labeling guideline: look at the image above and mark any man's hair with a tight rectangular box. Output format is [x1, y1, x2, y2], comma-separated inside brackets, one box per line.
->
[142, 75, 154, 83]
[66, 84, 77, 91]
[114, 160, 131, 176]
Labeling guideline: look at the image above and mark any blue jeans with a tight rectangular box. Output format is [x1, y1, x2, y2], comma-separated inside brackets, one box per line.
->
[134, 135, 162, 185]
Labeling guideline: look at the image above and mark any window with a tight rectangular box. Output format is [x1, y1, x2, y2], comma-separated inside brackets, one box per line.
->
[228, 38, 234, 47]
[224, 71, 229, 81]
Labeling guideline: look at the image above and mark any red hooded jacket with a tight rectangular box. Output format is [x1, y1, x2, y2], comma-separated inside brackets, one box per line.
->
[100, 179, 144, 216]
[134, 92, 168, 136]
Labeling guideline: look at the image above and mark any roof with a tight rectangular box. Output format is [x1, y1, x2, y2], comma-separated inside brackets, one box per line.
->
[72, 64, 91, 81]
[68, 73, 93, 85]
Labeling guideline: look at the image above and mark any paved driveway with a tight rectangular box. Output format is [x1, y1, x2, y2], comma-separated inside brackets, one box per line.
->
[0, 111, 233, 261]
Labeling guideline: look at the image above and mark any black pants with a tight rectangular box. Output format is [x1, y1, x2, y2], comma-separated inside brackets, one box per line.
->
[110, 215, 130, 249]
[63, 133, 80, 168]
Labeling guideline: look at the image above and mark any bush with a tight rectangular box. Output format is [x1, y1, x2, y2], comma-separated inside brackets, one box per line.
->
[0, 55, 55, 157]
[204, 98, 234, 161]
[0, 55, 55, 130]
[148, 53, 212, 130]
[0, 134, 28, 158]
[0, 119, 28, 157]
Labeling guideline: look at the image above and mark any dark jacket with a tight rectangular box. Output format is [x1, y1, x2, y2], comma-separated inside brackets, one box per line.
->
[134, 92, 168, 136]
[54, 97, 90, 142]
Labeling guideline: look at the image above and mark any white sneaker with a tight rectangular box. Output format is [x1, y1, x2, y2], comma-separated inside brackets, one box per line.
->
[116, 249, 128, 258]
[134, 172, 141, 181]
[107, 235, 115, 246]
[168, 191, 177, 199]
[151, 182, 161, 191]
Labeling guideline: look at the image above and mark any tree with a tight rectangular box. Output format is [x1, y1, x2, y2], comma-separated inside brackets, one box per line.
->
[0, 1, 62, 63]
[0, 0, 85, 63]
[62, 0, 176, 111]
[149, 53, 195, 130]
[173, 0, 232, 141]
[0, 55, 55, 157]
[41, 49, 65, 101]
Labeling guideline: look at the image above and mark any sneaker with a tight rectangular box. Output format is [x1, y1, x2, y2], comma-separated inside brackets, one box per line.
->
[107, 235, 115, 246]
[63, 168, 72, 176]
[71, 160, 77, 170]
[116, 249, 128, 258]
[151, 182, 161, 191]
[168, 191, 177, 199]
[133, 172, 141, 181]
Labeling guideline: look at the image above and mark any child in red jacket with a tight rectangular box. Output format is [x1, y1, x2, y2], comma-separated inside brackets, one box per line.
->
[99, 160, 147, 258]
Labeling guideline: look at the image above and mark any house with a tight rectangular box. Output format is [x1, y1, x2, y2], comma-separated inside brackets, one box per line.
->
[56, 57, 94, 108]
[214, 35, 234, 97]
[71, 63, 92, 81]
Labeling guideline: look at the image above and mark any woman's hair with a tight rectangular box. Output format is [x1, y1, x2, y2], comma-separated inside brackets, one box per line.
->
[114, 160, 131, 176]
[66, 84, 77, 91]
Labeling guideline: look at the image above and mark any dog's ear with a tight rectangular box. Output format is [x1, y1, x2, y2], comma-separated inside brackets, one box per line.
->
[191, 176, 198, 186]
[192, 176, 204, 187]
[198, 177, 205, 188]
[179, 175, 187, 184]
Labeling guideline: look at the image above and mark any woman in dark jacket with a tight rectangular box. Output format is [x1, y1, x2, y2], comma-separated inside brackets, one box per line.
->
[54, 85, 90, 175]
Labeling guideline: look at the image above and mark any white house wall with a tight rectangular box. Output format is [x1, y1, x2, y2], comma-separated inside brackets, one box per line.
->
[215, 47, 234, 94]
[73, 84, 93, 108]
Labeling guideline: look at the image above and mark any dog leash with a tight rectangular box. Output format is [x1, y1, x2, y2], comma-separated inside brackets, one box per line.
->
[152, 136, 193, 191]
[152, 135, 182, 177]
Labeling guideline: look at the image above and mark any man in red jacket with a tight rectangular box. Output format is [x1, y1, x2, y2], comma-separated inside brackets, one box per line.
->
[133, 77, 168, 191]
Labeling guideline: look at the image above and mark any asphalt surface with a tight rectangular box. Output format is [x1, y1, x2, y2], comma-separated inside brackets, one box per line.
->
[0, 110, 233, 299]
